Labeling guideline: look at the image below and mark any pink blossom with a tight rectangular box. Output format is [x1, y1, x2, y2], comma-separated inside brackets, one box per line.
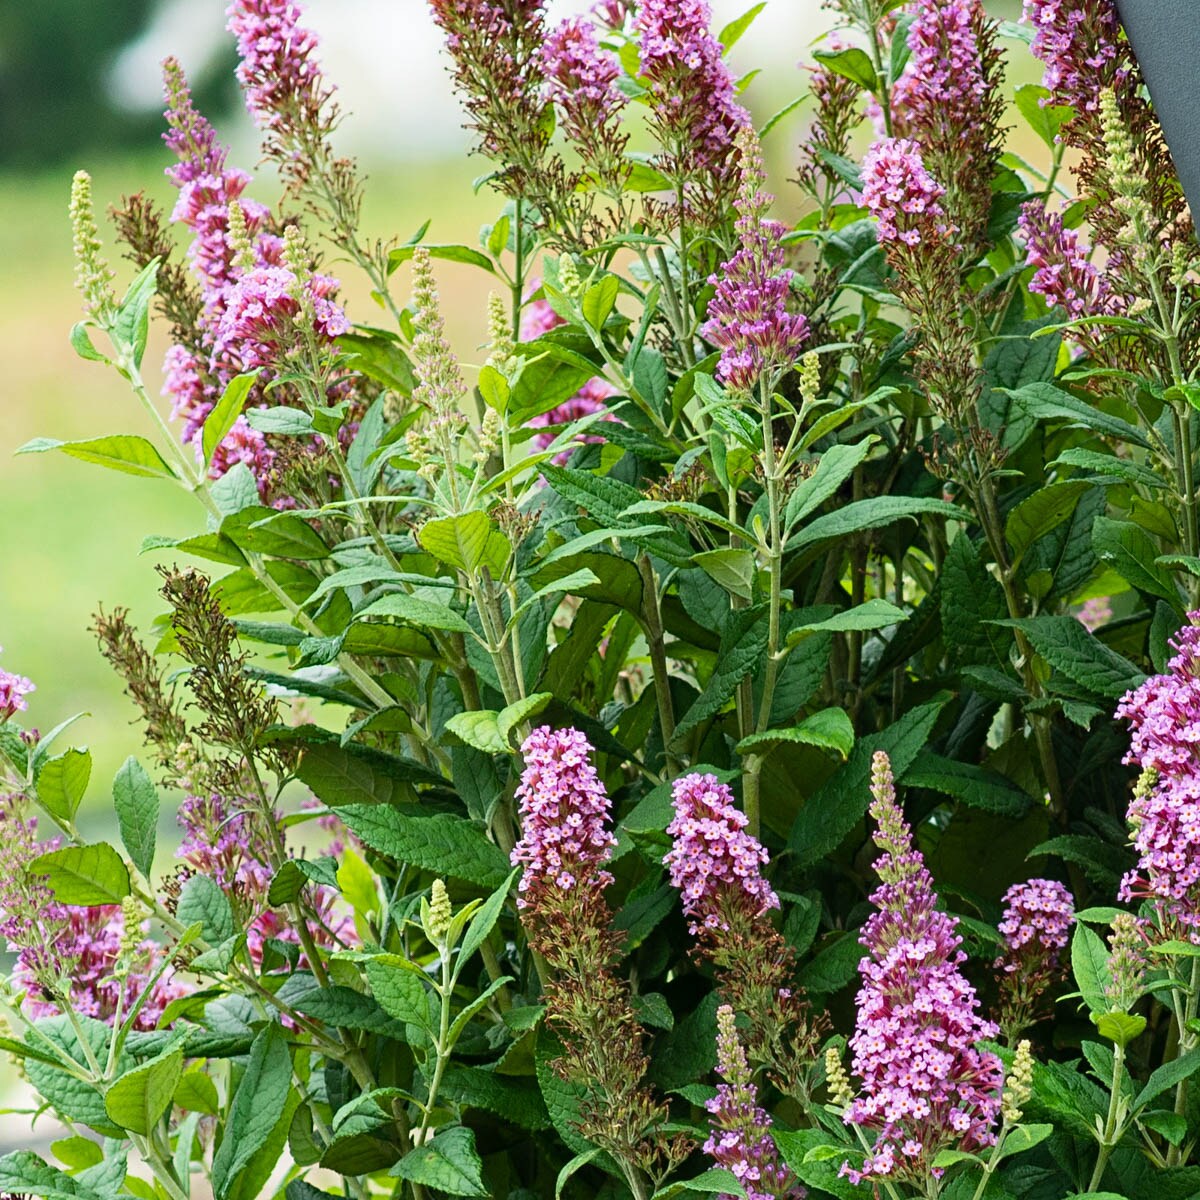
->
[705, 1005, 803, 1200]
[1019, 200, 1111, 321]
[702, 135, 809, 393]
[542, 17, 624, 143]
[511, 727, 617, 904]
[995, 878, 1075, 975]
[663, 773, 779, 936]
[0, 651, 34, 722]
[227, 0, 332, 131]
[892, 0, 987, 137]
[1023, 0, 1127, 116]
[1076, 596, 1113, 632]
[842, 752, 1002, 1185]
[861, 138, 953, 248]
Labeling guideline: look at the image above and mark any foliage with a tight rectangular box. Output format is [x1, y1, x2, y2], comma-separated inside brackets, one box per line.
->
[5, 0, 1200, 1198]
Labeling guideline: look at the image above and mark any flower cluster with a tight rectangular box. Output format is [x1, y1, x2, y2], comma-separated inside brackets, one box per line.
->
[511, 726, 618, 905]
[664, 772, 779, 935]
[861, 138, 952, 249]
[0, 650, 34, 722]
[994, 878, 1075, 1037]
[702, 130, 809, 393]
[704, 1006, 802, 1200]
[1019, 200, 1112, 322]
[635, 0, 748, 222]
[1023, 0, 1127, 117]
[542, 16, 628, 188]
[0, 796, 182, 1030]
[842, 752, 1002, 1185]
[1118, 617, 1200, 778]
[1106, 912, 1147, 1011]
[1077, 596, 1114, 631]
[227, 0, 332, 134]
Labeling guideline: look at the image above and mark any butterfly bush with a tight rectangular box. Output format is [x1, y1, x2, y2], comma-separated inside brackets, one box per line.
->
[30, 0, 1200, 1194]
[843, 753, 1003, 1184]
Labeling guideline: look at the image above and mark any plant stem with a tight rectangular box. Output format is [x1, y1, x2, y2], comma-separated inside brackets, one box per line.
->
[637, 554, 679, 772]
[1089, 1042, 1126, 1192]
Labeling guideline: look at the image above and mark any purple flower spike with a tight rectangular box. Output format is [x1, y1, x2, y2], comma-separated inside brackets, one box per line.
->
[1023, 0, 1127, 116]
[664, 773, 779, 936]
[861, 138, 953, 249]
[842, 752, 1002, 1185]
[511, 727, 617, 905]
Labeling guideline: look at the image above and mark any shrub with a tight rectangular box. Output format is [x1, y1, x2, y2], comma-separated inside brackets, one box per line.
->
[4, 0, 1200, 1197]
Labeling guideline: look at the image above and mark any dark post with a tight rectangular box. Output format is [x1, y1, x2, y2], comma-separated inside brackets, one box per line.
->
[1115, 0, 1200, 218]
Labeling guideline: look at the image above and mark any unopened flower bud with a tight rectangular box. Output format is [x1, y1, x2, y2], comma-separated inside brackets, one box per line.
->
[69, 171, 116, 322]
[485, 293, 515, 370]
[557, 254, 581, 298]
[825, 1045, 854, 1110]
[1002, 1040, 1034, 1123]
[428, 879, 452, 944]
[1105, 912, 1145, 1012]
[227, 200, 256, 273]
[798, 351, 821, 406]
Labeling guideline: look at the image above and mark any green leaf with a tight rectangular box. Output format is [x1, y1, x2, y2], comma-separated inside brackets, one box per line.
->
[718, 2, 766, 51]
[177, 874, 235, 945]
[775, 1129, 862, 1200]
[112, 757, 158, 882]
[1014, 83, 1073, 148]
[220, 507, 330, 560]
[498, 693, 554, 745]
[902, 751, 1031, 818]
[36, 748, 91, 823]
[556, 1149, 602, 1200]
[104, 1047, 183, 1135]
[812, 45, 878, 92]
[653, 1169, 747, 1200]
[737, 708, 855, 760]
[357, 592, 474, 634]
[388, 244, 495, 275]
[70, 321, 109, 364]
[245, 406, 315, 436]
[29, 843, 130, 906]
[784, 438, 875, 530]
[444, 710, 507, 754]
[478, 364, 510, 415]
[1071, 923, 1112, 1015]
[212, 1024, 294, 1200]
[174, 1068, 220, 1116]
[673, 605, 768, 744]
[789, 698, 948, 865]
[692, 548, 755, 600]
[17, 435, 175, 481]
[418, 512, 511, 577]
[365, 959, 429, 1027]
[995, 616, 1145, 699]
[112, 259, 159, 369]
[787, 497, 970, 552]
[581, 275, 619, 330]
[1091, 1011, 1146, 1047]
[0, 1150, 110, 1200]
[1006, 481, 1091, 566]
[293, 737, 442, 804]
[460, 870, 517, 966]
[998, 1122, 1054, 1161]
[1133, 1046, 1200, 1112]
[786, 598, 907, 640]
[1051, 448, 1168, 490]
[1004, 382, 1150, 449]
[337, 807, 512, 888]
[1093, 516, 1184, 610]
[202, 372, 260, 465]
[390, 1127, 488, 1197]
[1139, 1110, 1188, 1146]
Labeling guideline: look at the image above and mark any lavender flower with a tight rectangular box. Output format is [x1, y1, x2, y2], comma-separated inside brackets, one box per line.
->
[1077, 596, 1114, 631]
[1019, 200, 1111, 321]
[542, 16, 628, 187]
[842, 752, 1002, 1185]
[704, 1006, 803, 1200]
[511, 726, 617, 905]
[1023, 0, 1127, 117]
[861, 138, 953, 249]
[994, 878, 1074, 1037]
[227, 0, 332, 133]
[664, 772, 779, 936]
[0, 651, 34, 722]
[1105, 912, 1146, 1011]
[529, 376, 617, 464]
[702, 130, 809, 393]
[635, 0, 748, 221]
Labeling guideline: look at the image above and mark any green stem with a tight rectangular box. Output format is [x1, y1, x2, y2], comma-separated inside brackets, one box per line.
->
[1089, 1043, 1126, 1192]
[637, 553, 679, 772]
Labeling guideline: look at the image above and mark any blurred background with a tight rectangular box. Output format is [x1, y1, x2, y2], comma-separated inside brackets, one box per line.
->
[0, 0, 1030, 824]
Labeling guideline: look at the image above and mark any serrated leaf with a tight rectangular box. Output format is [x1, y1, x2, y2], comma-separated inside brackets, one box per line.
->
[1093, 516, 1184, 610]
[787, 497, 970, 552]
[784, 438, 875, 530]
[995, 616, 1144, 699]
[357, 592, 474, 633]
[366, 959, 429, 1027]
[113, 757, 157, 881]
[786, 598, 906, 640]
[673, 605, 768, 744]
[29, 843, 130, 906]
[737, 708, 854, 759]
[418, 512, 511, 577]
[445, 710, 506, 754]
[338, 807, 511, 887]
[692, 548, 755, 600]
[1133, 1046, 1200, 1112]
[390, 1127, 488, 1197]
[1091, 1011, 1146, 1047]
[36, 748, 91, 822]
[1071, 923, 1112, 1015]
[104, 1047, 183, 1135]
[178, 874, 235, 945]
[497, 693, 553, 745]
[1006, 481, 1090, 565]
